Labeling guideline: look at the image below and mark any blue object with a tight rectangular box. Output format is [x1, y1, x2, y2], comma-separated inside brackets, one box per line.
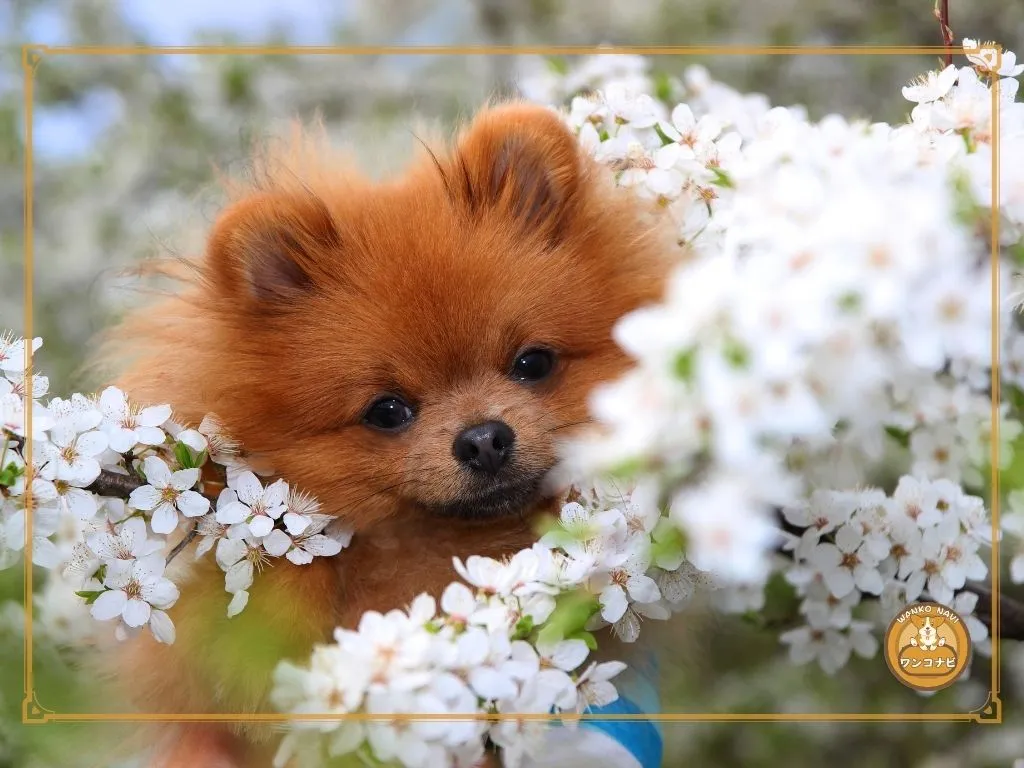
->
[582, 695, 663, 768]
[579, 652, 663, 768]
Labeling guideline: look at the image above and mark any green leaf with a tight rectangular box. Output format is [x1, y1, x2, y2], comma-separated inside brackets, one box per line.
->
[607, 457, 644, 481]
[740, 610, 765, 628]
[536, 590, 600, 647]
[760, 571, 799, 626]
[173, 441, 207, 471]
[709, 166, 735, 188]
[222, 62, 253, 106]
[949, 168, 984, 227]
[722, 338, 750, 369]
[567, 629, 599, 650]
[958, 127, 977, 154]
[653, 71, 674, 104]
[0, 460, 24, 489]
[651, 518, 686, 565]
[653, 122, 676, 146]
[74, 590, 104, 605]
[884, 425, 911, 449]
[672, 347, 697, 381]
[545, 56, 569, 76]
[837, 291, 862, 313]
[512, 615, 535, 641]
[173, 441, 193, 469]
[1010, 241, 1024, 268]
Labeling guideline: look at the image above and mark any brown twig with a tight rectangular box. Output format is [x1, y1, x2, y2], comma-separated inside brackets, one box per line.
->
[85, 468, 147, 498]
[934, 0, 954, 67]
[962, 582, 1024, 640]
[166, 521, 200, 565]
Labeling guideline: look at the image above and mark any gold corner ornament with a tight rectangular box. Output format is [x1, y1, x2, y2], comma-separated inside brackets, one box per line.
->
[884, 602, 972, 692]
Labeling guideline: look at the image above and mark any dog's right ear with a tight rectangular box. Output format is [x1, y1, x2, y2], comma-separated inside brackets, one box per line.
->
[909, 616, 924, 628]
[205, 190, 342, 306]
[450, 102, 583, 248]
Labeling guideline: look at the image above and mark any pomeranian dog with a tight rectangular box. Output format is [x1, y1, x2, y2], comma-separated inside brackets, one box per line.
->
[104, 101, 676, 767]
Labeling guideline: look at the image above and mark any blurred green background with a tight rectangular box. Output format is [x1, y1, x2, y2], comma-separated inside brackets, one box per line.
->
[3, 0, 1024, 766]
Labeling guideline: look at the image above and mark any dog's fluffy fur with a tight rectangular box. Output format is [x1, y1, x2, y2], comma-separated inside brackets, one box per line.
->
[102, 102, 676, 766]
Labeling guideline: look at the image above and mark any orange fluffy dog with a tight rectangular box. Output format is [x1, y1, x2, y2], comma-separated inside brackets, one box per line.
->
[105, 102, 675, 766]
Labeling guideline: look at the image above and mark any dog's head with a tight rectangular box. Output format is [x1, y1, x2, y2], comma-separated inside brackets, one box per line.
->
[127, 104, 673, 531]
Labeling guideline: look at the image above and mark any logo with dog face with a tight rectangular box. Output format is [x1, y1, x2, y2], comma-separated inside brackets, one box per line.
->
[884, 602, 972, 691]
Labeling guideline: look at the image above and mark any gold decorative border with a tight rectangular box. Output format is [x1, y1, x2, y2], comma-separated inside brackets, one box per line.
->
[20, 43, 1003, 725]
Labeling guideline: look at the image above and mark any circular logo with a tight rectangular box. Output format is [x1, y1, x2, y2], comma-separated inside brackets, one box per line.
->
[884, 602, 972, 691]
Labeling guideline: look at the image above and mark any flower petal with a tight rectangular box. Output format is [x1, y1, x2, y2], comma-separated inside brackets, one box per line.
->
[227, 590, 249, 618]
[170, 468, 200, 492]
[263, 479, 289, 508]
[216, 500, 251, 525]
[599, 585, 628, 623]
[626, 574, 661, 604]
[139, 404, 172, 428]
[247, 515, 274, 538]
[283, 512, 310, 537]
[225, 560, 254, 593]
[75, 431, 109, 458]
[285, 548, 314, 565]
[177, 490, 210, 518]
[106, 427, 138, 453]
[123, 597, 152, 628]
[216, 537, 247, 570]
[468, 667, 517, 701]
[233, 472, 263, 506]
[548, 639, 590, 672]
[142, 456, 172, 489]
[90, 589, 127, 621]
[99, 387, 126, 418]
[262, 530, 292, 557]
[177, 429, 208, 452]
[149, 610, 176, 644]
[31, 536, 62, 569]
[144, 578, 180, 610]
[64, 487, 98, 520]
[135, 426, 167, 446]
[149, 503, 180, 535]
[299, 534, 342, 558]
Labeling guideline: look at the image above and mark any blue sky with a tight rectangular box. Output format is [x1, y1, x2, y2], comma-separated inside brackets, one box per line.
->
[25, 1, 351, 160]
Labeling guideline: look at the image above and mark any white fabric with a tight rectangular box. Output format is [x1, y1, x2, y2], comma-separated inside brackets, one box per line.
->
[520, 726, 644, 768]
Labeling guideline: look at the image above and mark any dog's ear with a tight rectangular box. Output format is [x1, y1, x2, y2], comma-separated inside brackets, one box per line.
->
[451, 102, 583, 246]
[205, 190, 342, 306]
[909, 615, 924, 628]
[930, 616, 946, 628]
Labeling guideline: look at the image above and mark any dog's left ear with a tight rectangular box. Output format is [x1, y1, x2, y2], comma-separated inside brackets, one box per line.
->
[452, 102, 583, 246]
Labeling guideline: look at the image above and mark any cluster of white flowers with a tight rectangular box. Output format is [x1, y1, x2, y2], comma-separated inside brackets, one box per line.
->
[0, 334, 351, 643]
[272, 479, 705, 768]
[524, 44, 1021, 640]
[779, 477, 991, 674]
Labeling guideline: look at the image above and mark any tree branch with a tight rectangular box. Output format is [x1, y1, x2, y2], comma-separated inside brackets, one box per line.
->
[961, 582, 1024, 641]
[85, 468, 146, 498]
[934, 0, 954, 67]
[166, 521, 199, 565]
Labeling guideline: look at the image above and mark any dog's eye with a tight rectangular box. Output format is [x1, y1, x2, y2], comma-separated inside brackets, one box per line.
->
[510, 348, 556, 383]
[363, 396, 415, 431]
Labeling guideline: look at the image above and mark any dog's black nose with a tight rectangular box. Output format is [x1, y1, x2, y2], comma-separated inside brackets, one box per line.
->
[453, 421, 515, 475]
